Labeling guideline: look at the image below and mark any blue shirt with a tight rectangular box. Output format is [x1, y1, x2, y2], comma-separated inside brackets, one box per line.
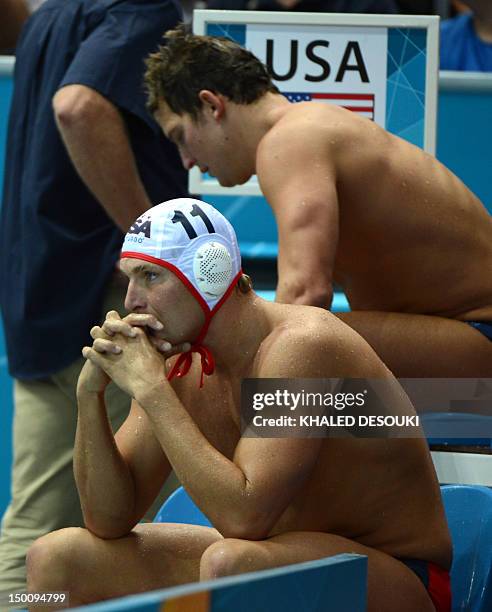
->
[208, 0, 398, 12]
[0, 0, 188, 379]
[440, 13, 492, 72]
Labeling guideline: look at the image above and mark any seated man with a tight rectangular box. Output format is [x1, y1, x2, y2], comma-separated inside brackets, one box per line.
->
[27, 198, 451, 612]
[144, 26, 492, 378]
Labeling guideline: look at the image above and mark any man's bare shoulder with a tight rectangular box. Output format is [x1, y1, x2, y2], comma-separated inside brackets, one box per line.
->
[256, 102, 367, 190]
[258, 102, 346, 154]
[256, 305, 386, 378]
[256, 103, 350, 201]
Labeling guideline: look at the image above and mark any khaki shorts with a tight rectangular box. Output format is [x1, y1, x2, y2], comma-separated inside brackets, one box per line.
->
[0, 277, 178, 600]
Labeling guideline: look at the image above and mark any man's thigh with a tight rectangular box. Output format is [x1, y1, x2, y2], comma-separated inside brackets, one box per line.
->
[28, 523, 222, 604]
[337, 310, 492, 377]
[201, 531, 436, 612]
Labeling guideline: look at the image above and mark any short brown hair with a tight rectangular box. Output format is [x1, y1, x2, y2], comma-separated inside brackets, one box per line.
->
[145, 24, 279, 118]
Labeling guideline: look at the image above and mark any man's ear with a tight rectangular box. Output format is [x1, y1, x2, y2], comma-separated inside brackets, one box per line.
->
[198, 90, 225, 120]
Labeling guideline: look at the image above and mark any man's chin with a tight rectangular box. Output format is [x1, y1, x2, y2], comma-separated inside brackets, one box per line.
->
[217, 173, 251, 188]
[216, 175, 233, 187]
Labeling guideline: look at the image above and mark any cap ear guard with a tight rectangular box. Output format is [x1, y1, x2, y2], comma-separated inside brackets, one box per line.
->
[193, 241, 233, 297]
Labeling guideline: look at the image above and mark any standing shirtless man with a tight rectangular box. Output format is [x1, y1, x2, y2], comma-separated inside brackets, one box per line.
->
[26, 199, 451, 612]
[144, 26, 492, 377]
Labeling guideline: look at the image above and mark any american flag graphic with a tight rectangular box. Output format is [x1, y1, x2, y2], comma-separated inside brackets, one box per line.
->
[284, 92, 375, 120]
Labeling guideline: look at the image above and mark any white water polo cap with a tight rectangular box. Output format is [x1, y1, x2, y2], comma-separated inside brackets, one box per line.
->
[121, 198, 242, 386]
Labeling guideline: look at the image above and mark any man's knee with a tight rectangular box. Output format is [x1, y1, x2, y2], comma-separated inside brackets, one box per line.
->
[200, 539, 261, 580]
[26, 527, 85, 591]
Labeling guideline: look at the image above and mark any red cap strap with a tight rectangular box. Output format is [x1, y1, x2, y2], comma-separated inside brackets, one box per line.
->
[166, 269, 243, 388]
[167, 345, 215, 388]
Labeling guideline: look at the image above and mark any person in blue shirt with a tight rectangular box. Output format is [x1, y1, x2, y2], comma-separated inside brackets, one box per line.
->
[207, 0, 398, 14]
[440, 1, 492, 72]
[0, 0, 187, 598]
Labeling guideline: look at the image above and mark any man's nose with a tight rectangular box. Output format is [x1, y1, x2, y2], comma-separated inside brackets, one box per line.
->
[180, 151, 196, 171]
[124, 281, 146, 312]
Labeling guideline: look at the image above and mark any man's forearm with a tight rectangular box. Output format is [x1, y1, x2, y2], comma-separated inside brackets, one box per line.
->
[136, 383, 266, 540]
[74, 391, 136, 538]
[53, 85, 151, 232]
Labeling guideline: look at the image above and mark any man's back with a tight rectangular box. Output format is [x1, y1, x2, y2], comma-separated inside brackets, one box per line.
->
[259, 101, 492, 319]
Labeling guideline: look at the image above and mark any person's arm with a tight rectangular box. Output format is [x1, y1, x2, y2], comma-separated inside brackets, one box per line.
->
[0, 0, 29, 51]
[257, 125, 340, 309]
[75, 360, 171, 538]
[53, 84, 152, 232]
[82, 318, 333, 540]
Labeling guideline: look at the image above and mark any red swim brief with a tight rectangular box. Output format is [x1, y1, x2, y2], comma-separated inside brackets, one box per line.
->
[399, 558, 451, 612]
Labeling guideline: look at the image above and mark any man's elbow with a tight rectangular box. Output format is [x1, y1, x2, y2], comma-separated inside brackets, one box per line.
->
[82, 511, 136, 541]
[277, 283, 333, 309]
[84, 519, 134, 541]
[297, 288, 333, 309]
[52, 86, 103, 129]
[218, 510, 274, 541]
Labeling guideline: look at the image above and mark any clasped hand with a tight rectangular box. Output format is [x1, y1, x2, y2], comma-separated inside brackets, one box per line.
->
[78, 311, 190, 398]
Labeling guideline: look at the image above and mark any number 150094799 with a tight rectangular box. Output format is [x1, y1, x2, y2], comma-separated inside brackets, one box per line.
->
[4, 591, 68, 606]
